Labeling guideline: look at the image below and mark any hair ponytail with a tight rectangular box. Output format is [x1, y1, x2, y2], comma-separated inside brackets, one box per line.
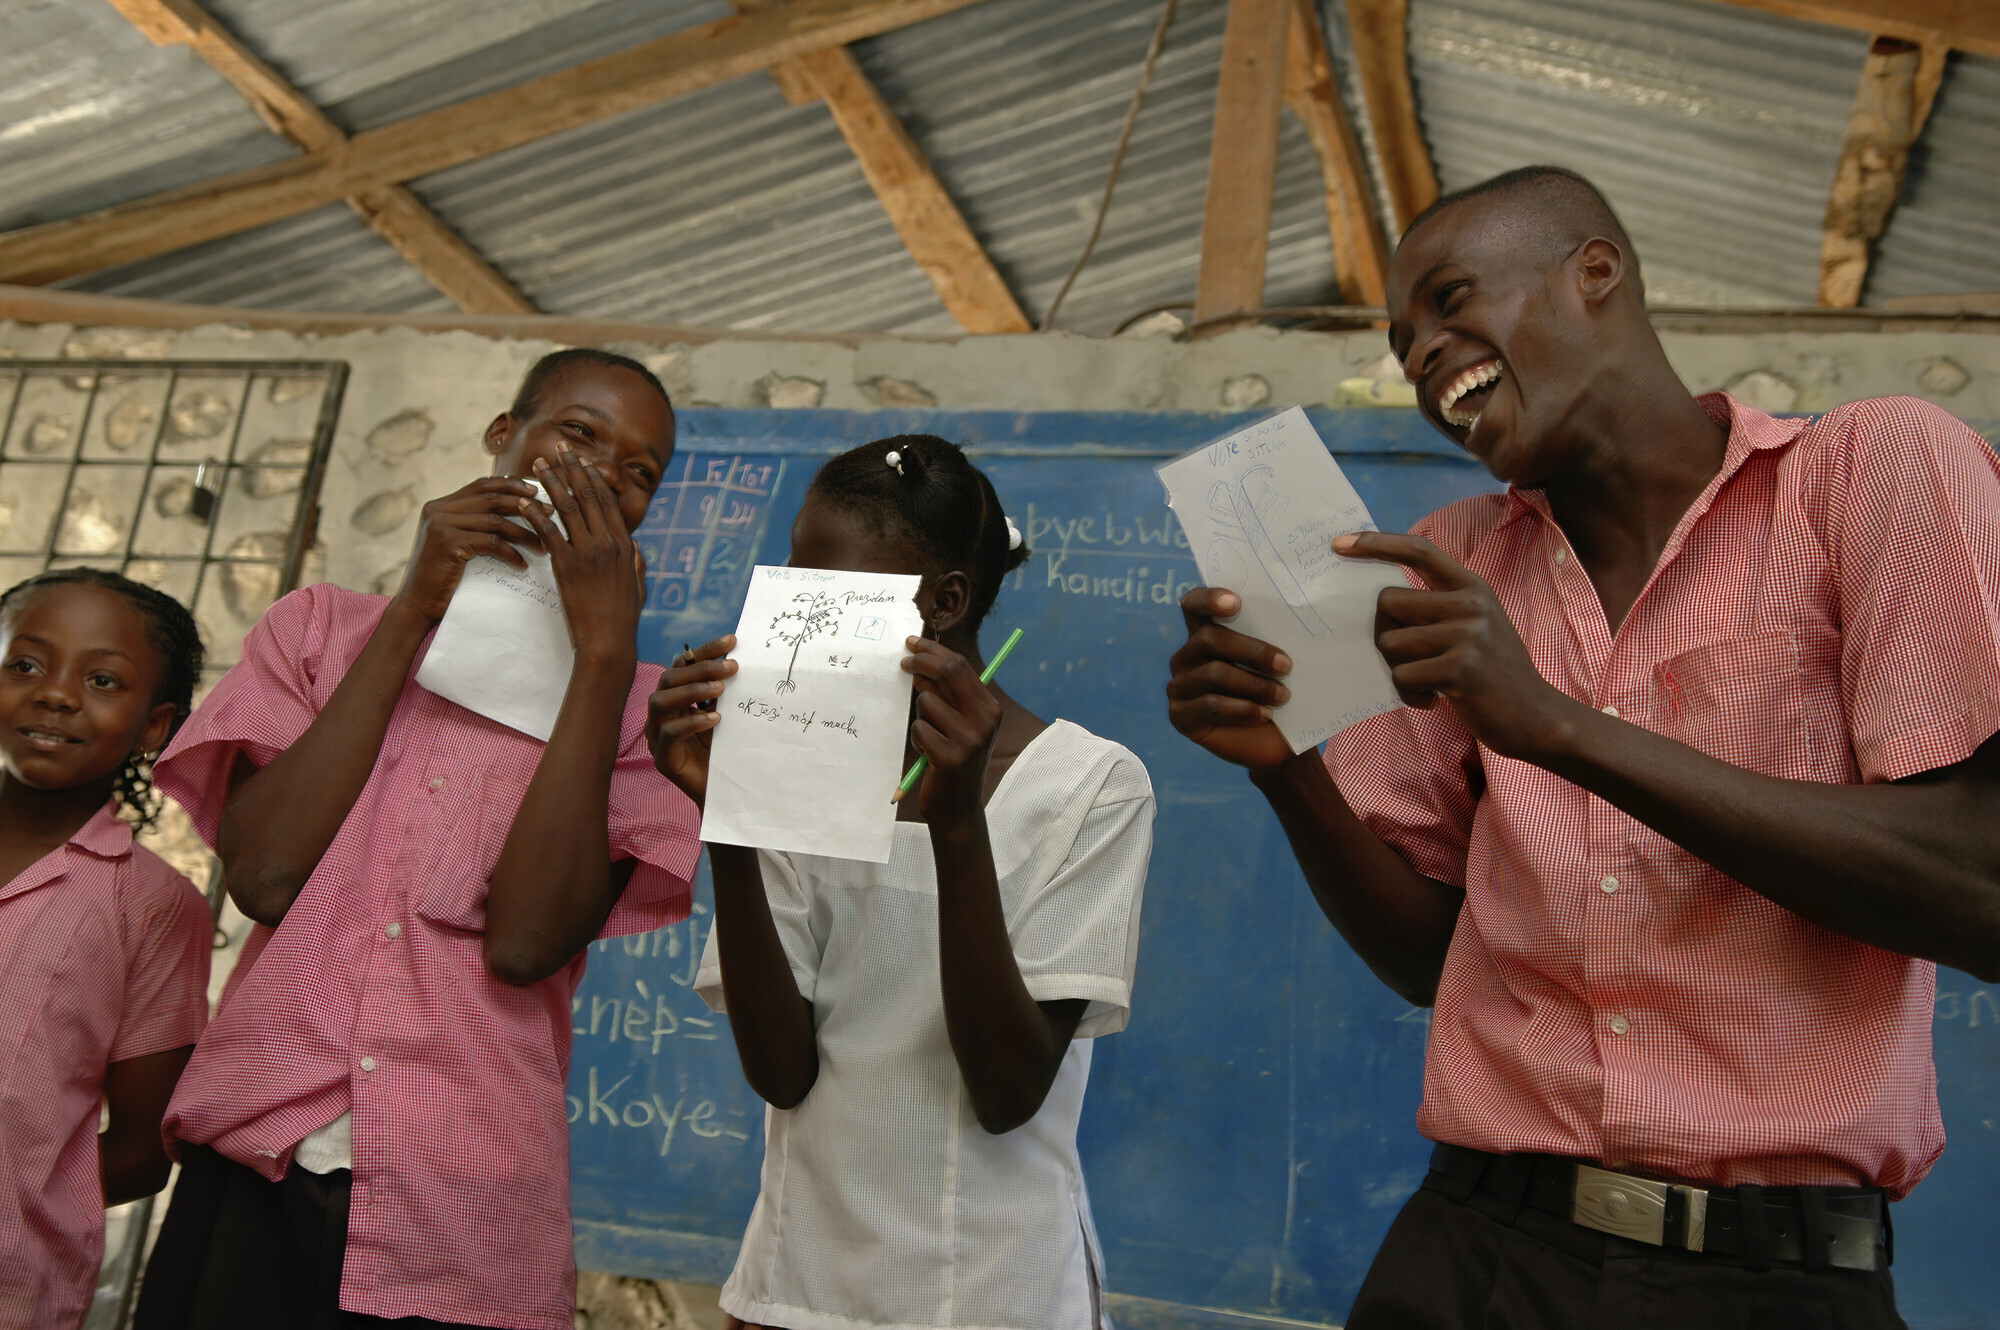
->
[807, 434, 1029, 630]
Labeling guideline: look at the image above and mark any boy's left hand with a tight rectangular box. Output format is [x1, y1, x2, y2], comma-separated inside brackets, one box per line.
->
[903, 637, 1001, 825]
[516, 442, 645, 665]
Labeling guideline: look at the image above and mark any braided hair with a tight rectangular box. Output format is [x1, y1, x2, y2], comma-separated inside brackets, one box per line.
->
[806, 435, 1030, 632]
[0, 568, 204, 830]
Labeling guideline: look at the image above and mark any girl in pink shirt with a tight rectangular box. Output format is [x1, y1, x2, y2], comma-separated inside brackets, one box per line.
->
[0, 569, 212, 1330]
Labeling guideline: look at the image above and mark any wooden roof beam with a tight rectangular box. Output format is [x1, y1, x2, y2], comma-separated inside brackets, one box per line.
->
[1195, 0, 1289, 329]
[1818, 35, 1946, 307]
[102, 0, 534, 314]
[784, 47, 1028, 332]
[1282, 0, 1388, 306]
[731, 0, 1024, 332]
[0, 0, 993, 287]
[1704, 0, 2000, 58]
[1343, 0, 1437, 234]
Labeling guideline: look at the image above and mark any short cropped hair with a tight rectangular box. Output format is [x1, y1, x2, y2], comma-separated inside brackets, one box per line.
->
[509, 348, 673, 423]
[1404, 166, 1643, 298]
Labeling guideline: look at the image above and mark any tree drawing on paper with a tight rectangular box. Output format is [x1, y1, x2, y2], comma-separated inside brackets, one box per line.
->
[1207, 464, 1332, 638]
[768, 591, 842, 694]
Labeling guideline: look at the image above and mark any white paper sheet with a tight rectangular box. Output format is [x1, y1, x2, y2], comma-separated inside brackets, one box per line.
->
[415, 481, 574, 741]
[1157, 406, 1407, 752]
[701, 565, 925, 863]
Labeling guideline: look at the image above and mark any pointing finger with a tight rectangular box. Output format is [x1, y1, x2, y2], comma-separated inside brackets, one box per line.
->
[1333, 532, 1476, 592]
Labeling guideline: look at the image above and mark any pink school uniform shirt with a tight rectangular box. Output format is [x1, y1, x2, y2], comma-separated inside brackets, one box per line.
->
[1328, 395, 2000, 1200]
[154, 583, 700, 1330]
[0, 804, 210, 1330]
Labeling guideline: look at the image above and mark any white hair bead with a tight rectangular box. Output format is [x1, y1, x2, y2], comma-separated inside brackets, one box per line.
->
[884, 449, 904, 474]
[1004, 515, 1023, 551]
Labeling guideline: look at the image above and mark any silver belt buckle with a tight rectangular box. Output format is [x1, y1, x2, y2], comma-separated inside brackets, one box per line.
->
[1572, 1164, 1707, 1251]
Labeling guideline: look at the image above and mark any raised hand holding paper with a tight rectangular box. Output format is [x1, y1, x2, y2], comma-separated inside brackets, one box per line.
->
[703, 564, 925, 863]
[1157, 407, 1405, 751]
[415, 480, 572, 741]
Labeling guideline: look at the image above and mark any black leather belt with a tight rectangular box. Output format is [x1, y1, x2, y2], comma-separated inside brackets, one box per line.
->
[1426, 1143, 1890, 1274]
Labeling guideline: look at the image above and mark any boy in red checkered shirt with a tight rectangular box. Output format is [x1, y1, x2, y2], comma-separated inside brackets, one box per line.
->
[1169, 166, 2000, 1327]
[137, 350, 700, 1330]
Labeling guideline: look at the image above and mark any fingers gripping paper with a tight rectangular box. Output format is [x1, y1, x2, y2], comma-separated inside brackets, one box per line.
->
[415, 481, 573, 741]
[1158, 407, 1406, 752]
[702, 565, 925, 863]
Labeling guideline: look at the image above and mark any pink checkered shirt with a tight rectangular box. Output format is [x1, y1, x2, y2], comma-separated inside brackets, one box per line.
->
[1328, 394, 2000, 1200]
[155, 584, 700, 1330]
[0, 804, 210, 1330]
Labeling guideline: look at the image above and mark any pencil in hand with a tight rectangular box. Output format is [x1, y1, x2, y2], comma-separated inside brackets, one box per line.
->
[891, 627, 1025, 804]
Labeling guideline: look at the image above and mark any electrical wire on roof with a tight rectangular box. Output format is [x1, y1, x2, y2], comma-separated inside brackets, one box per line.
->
[1038, 0, 1178, 332]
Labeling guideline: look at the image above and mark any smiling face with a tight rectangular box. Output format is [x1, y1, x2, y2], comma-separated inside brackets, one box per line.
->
[0, 584, 174, 796]
[1387, 193, 1623, 488]
[485, 362, 675, 530]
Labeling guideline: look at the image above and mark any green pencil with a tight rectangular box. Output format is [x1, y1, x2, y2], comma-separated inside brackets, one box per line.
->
[891, 627, 1025, 804]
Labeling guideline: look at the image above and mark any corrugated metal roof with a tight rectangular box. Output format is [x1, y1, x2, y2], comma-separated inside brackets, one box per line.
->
[2, 0, 1996, 331]
[1869, 49, 2000, 302]
[32, 0, 1342, 334]
[1405, 0, 1866, 306]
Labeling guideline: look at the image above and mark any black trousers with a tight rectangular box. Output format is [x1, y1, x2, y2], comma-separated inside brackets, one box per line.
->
[135, 1145, 485, 1330]
[1346, 1174, 1908, 1330]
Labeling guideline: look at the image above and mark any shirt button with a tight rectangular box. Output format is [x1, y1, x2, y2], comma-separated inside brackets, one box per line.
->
[1609, 1016, 1630, 1036]
[428, 776, 445, 791]
[1602, 705, 1620, 718]
[384, 922, 402, 939]
[1600, 876, 1619, 894]
[359, 1056, 377, 1073]
[1554, 547, 1568, 565]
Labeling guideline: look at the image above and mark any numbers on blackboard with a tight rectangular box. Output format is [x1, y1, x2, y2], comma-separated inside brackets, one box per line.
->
[639, 453, 785, 621]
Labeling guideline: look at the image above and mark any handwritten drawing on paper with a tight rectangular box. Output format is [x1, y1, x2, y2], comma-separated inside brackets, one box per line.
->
[1157, 407, 1406, 753]
[768, 591, 842, 693]
[702, 565, 925, 863]
[416, 480, 574, 741]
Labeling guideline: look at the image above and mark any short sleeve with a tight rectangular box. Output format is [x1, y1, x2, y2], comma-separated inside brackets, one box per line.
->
[110, 861, 212, 1062]
[154, 585, 339, 848]
[1009, 746, 1155, 1039]
[693, 850, 822, 1014]
[600, 694, 703, 937]
[1321, 504, 1483, 886]
[1323, 701, 1481, 888]
[1822, 398, 2000, 782]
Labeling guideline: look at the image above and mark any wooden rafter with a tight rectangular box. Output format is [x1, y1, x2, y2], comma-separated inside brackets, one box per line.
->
[783, 48, 1028, 332]
[1818, 36, 1947, 307]
[1705, 0, 2000, 57]
[1282, 0, 1388, 306]
[731, 1, 1025, 333]
[102, 0, 533, 314]
[1194, 0, 1289, 327]
[0, 0, 993, 288]
[1343, 0, 1437, 234]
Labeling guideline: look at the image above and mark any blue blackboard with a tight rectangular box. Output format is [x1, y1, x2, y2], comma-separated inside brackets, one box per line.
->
[564, 408, 2000, 1329]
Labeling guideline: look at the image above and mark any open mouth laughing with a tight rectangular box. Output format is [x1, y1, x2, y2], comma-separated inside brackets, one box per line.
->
[1437, 359, 1503, 430]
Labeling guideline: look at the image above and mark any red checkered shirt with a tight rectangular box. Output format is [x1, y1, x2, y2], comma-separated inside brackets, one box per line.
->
[0, 804, 210, 1330]
[1327, 394, 2000, 1199]
[155, 584, 700, 1330]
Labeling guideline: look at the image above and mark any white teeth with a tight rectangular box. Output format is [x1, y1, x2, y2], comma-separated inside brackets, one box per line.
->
[1438, 361, 1501, 426]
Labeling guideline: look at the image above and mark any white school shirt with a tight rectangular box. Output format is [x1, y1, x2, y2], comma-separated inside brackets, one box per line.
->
[695, 719, 1154, 1330]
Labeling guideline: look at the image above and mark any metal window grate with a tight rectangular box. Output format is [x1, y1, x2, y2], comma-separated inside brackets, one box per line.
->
[0, 359, 348, 682]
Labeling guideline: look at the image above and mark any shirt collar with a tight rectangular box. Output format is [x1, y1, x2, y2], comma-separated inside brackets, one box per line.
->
[1495, 392, 1805, 529]
[69, 801, 135, 860]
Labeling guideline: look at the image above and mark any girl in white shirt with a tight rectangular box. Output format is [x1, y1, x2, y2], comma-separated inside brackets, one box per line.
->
[649, 435, 1154, 1330]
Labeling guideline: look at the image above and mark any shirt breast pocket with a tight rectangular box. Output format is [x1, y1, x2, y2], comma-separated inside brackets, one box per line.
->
[1651, 626, 1842, 781]
[412, 764, 511, 934]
